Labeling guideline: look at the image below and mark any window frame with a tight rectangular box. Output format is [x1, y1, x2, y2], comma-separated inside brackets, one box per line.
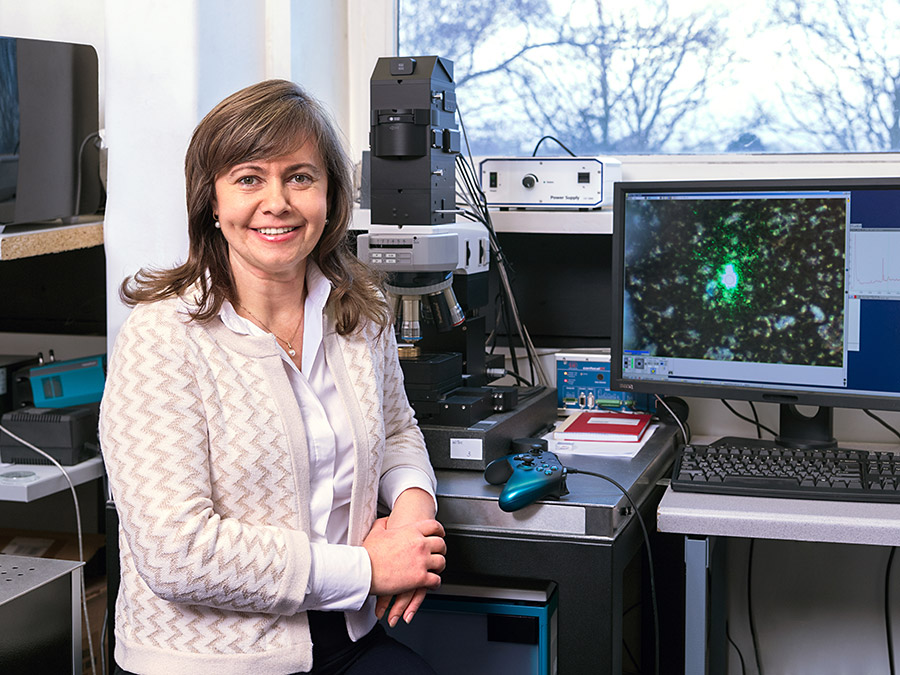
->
[347, 0, 900, 185]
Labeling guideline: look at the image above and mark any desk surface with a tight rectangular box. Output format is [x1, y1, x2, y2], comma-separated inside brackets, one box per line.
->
[0, 218, 103, 260]
[658, 484, 900, 547]
[0, 456, 104, 502]
[436, 424, 677, 540]
[0, 554, 83, 605]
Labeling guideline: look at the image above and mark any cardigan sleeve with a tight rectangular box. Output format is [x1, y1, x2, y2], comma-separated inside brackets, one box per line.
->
[100, 302, 312, 616]
[376, 323, 437, 494]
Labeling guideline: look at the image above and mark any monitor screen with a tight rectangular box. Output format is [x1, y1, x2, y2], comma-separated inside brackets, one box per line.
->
[610, 178, 900, 446]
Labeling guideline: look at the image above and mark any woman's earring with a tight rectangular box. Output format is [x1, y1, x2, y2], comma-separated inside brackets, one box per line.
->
[213, 214, 221, 229]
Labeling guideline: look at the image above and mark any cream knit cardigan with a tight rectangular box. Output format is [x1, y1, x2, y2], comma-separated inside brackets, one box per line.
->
[99, 293, 436, 675]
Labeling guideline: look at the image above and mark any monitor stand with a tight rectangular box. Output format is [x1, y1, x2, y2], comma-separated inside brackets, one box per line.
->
[774, 403, 836, 449]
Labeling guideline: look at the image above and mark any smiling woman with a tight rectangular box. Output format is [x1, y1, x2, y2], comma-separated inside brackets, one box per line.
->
[213, 146, 328, 293]
[100, 79, 445, 675]
[211, 142, 331, 364]
[122, 79, 388, 333]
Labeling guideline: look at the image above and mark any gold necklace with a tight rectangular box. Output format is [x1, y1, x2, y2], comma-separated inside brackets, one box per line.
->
[237, 302, 304, 358]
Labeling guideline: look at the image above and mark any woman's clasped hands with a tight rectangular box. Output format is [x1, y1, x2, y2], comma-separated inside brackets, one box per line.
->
[363, 488, 447, 628]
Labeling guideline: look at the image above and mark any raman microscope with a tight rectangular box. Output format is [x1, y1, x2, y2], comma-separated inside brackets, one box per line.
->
[357, 56, 556, 470]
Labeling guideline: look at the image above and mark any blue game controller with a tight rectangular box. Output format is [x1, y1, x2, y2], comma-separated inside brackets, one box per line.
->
[484, 438, 569, 512]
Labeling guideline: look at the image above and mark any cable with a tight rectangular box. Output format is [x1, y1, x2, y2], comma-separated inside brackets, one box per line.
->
[454, 106, 550, 386]
[623, 638, 640, 674]
[721, 399, 778, 439]
[101, 605, 109, 675]
[747, 539, 763, 675]
[566, 466, 659, 675]
[485, 367, 533, 387]
[719, 403, 900, 447]
[498, 285, 521, 378]
[727, 620, 748, 675]
[864, 410, 900, 446]
[511, 386, 546, 403]
[749, 401, 762, 440]
[655, 394, 690, 445]
[0, 422, 98, 675]
[531, 135, 576, 157]
[886, 547, 897, 675]
[73, 130, 101, 218]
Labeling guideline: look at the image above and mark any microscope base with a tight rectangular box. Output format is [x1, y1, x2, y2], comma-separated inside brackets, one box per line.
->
[420, 386, 557, 470]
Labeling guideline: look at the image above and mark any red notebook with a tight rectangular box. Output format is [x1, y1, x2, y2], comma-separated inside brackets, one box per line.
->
[553, 410, 652, 442]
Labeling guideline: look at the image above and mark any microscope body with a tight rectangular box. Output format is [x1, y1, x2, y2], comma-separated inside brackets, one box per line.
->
[358, 56, 556, 468]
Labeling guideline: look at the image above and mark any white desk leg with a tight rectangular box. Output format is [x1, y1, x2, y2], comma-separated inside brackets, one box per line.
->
[685, 536, 710, 674]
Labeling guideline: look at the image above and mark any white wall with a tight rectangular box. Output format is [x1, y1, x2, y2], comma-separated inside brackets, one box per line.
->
[102, 1, 267, 346]
[0, 1, 106, 121]
[1, 0, 393, 346]
[1, 1, 394, 352]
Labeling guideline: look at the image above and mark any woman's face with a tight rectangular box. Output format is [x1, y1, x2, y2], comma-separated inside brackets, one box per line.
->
[211, 140, 328, 286]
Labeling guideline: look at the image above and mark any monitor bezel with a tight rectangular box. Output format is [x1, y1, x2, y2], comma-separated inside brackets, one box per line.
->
[610, 176, 900, 415]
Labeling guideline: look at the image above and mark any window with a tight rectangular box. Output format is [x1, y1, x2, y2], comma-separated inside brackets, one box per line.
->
[399, 0, 900, 157]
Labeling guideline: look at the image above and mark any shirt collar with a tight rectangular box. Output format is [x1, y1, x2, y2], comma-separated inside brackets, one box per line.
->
[219, 261, 333, 365]
[305, 260, 332, 315]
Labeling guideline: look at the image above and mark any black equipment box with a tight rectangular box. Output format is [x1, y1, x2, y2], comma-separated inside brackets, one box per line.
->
[0, 354, 39, 414]
[421, 386, 557, 470]
[0, 403, 99, 465]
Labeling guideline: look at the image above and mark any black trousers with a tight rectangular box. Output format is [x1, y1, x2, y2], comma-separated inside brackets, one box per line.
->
[113, 610, 435, 675]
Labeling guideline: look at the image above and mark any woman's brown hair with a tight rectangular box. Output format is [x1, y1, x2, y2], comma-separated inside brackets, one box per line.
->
[121, 79, 389, 335]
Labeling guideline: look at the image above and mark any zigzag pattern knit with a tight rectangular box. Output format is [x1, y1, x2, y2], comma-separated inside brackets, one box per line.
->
[100, 295, 434, 675]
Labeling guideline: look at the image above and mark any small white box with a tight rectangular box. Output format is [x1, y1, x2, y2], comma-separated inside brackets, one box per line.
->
[480, 156, 622, 209]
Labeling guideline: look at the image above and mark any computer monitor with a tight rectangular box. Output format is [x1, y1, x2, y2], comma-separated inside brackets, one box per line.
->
[610, 178, 900, 448]
[0, 36, 102, 229]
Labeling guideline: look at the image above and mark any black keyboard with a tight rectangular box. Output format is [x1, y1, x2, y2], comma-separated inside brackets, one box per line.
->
[671, 438, 900, 503]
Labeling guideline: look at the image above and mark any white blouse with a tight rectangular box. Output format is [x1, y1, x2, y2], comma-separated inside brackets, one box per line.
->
[219, 262, 435, 613]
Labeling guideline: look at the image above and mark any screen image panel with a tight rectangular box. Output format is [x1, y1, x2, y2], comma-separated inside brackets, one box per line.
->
[622, 193, 847, 369]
